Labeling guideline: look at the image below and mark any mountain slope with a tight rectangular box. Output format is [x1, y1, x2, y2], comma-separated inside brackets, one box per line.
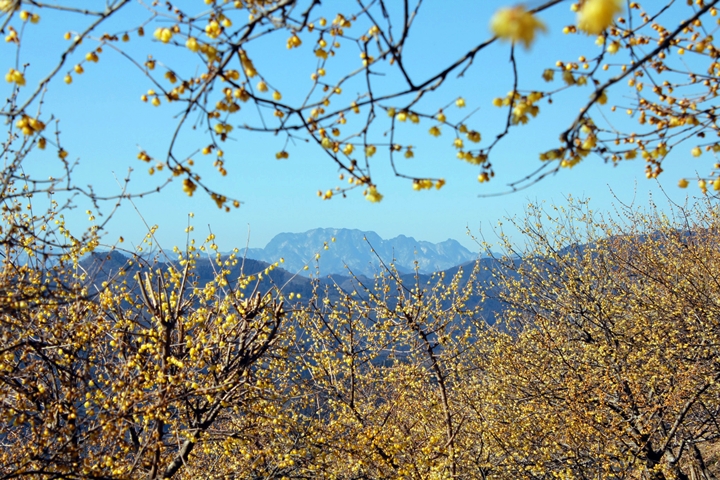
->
[245, 228, 479, 278]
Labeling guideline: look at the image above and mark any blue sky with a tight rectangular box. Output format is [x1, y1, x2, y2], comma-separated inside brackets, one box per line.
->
[2, 1, 702, 254]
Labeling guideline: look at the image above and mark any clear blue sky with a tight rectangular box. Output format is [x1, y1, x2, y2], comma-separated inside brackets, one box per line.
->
[2, 1, 701, 254]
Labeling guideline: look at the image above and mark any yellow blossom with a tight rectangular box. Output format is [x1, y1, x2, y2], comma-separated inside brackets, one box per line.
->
[183, 178, 197, 196]
[0, 0, 18, 13]
[365, 186, 383, 202]
[577, 0, 623, 35]
[5, 68, 25, 86]
[286, 34, 302, 49]
[490, 6, 546, 49]
[467, 131, 481, 143]
[154, 27, 173, 43]
[186, 37, 200, 52]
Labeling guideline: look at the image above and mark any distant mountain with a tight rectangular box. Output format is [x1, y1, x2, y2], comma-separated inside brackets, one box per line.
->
[80, 249, 506, 324]
[243, 228, 480, 278]
[79, 250, 335, 304]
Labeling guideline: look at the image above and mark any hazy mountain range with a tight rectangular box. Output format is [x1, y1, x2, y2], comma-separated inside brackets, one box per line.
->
[242, 228, 481, 278]
[80, 229, 503, 322]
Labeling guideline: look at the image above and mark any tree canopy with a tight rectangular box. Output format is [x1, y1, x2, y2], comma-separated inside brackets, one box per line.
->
[4, 1, 720, 478]
[3, 0, 720, 215]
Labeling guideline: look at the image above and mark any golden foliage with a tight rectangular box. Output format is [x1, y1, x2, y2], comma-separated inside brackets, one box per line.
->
[4, 197, 720, 478]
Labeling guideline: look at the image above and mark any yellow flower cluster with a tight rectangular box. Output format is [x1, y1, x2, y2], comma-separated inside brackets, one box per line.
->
[365, 186, 383, 202]
[15, 115, 45, 136]
[577, 0, 623, 35]
[239, 51, 257, 77]
[205, 20, 223, 39]
[412, 179, 434, 190]
[18, 10, 39, 23]
[5, 68, 25, 86]
[186, 37, 200, 52]
[210, 193, 226, 209]
[4, 26, 17, 43]
[182, 178, 197, 196]
[0, 0, 18, 13]
[490, 6, 546, 49]
[154, 27, 173, 43]
[286, 34, 301, 49]
[214, 123, 233, 134]
[458, 151, 487, 166]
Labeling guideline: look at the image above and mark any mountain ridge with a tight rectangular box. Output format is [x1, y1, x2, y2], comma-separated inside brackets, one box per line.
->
[243, 228, 480, 278]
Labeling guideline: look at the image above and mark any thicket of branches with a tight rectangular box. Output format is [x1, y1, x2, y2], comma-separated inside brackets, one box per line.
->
[3, 192, 720, 478]
[4, 0, 720, 211]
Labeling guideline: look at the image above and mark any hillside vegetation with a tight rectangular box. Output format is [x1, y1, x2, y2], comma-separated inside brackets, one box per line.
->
[3, 199, 720, 479]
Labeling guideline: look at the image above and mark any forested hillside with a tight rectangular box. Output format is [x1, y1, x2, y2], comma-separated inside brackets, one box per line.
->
[5, 200, 720, 478]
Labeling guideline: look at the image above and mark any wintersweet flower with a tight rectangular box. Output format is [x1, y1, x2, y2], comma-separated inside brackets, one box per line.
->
[490, 6, 546, 49]
[577, 0, 623, 35]
[154, 27, 173, 43]
[182, 178, 197, 196]
[186, 37, 200, 52]
[365, 186, 383, 202]
[0, 0, 18, 13]
[5, 68, 25, 86]
[467, 131, 481, 143]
